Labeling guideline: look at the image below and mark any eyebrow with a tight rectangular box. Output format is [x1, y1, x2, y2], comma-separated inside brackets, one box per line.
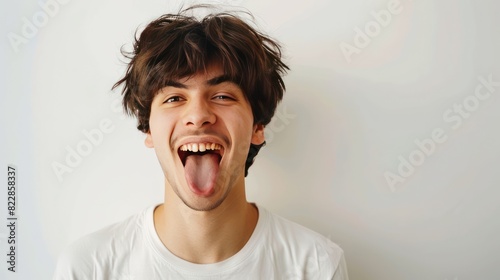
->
[206, 75, 233, 86]
[163, 75, 235, 89]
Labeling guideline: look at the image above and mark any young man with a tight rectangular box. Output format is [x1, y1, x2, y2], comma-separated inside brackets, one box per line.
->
[54, 6, 348, 279]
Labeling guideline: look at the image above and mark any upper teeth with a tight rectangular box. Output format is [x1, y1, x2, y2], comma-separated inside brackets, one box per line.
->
[180, 143, 222, 152]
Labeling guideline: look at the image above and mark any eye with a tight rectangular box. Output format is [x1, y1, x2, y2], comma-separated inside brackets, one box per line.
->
[213, 95, 235, 101]
[164, 96, 183, 103]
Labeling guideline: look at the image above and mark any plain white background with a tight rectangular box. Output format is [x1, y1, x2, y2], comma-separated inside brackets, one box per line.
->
[1, 0, 499, 279]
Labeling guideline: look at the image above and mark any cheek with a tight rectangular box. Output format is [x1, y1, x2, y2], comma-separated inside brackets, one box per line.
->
[227, 112, 254, 150]
[149, 112, 176, 143]
[225, 110, 252, 130]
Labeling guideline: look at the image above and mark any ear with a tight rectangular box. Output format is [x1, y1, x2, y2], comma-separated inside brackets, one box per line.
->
[144, 131, 154, 148]
[251, 124, 265, 145]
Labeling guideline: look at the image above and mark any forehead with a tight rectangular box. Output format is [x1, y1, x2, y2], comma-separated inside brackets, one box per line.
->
[159, 62, 244, 93]
[178, 64, 226, 86]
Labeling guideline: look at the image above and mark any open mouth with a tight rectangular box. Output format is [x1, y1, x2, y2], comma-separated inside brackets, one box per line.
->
[178, 143, 223, 166]
[178, 142, 224, 196]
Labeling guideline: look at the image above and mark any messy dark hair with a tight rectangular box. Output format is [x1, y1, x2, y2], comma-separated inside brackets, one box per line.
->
[113, 5, 289, 175]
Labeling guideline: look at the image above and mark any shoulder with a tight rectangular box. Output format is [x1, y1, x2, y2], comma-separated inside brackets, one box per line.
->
[53, 207, 150, 279]
[258, 207, 349, 279]
[263, 207, 344, 256]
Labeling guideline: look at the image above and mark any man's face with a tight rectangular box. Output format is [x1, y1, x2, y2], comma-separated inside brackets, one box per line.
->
[145, 64, 264, 211]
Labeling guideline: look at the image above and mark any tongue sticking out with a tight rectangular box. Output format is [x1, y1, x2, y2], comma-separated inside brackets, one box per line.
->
[184, 153, 220, 196]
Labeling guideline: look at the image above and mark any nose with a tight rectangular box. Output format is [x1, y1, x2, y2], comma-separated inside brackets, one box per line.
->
[183, 98, 216, 128]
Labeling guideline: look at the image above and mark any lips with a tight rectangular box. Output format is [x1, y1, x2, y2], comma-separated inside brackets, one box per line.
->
[178, 142, 223, 165]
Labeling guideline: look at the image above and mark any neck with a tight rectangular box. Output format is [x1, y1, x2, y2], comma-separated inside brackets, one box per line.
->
[153, 181, 259, 264]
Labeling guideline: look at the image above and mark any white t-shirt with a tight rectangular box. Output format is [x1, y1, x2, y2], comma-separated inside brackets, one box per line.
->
[53, 204, 349, 280]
